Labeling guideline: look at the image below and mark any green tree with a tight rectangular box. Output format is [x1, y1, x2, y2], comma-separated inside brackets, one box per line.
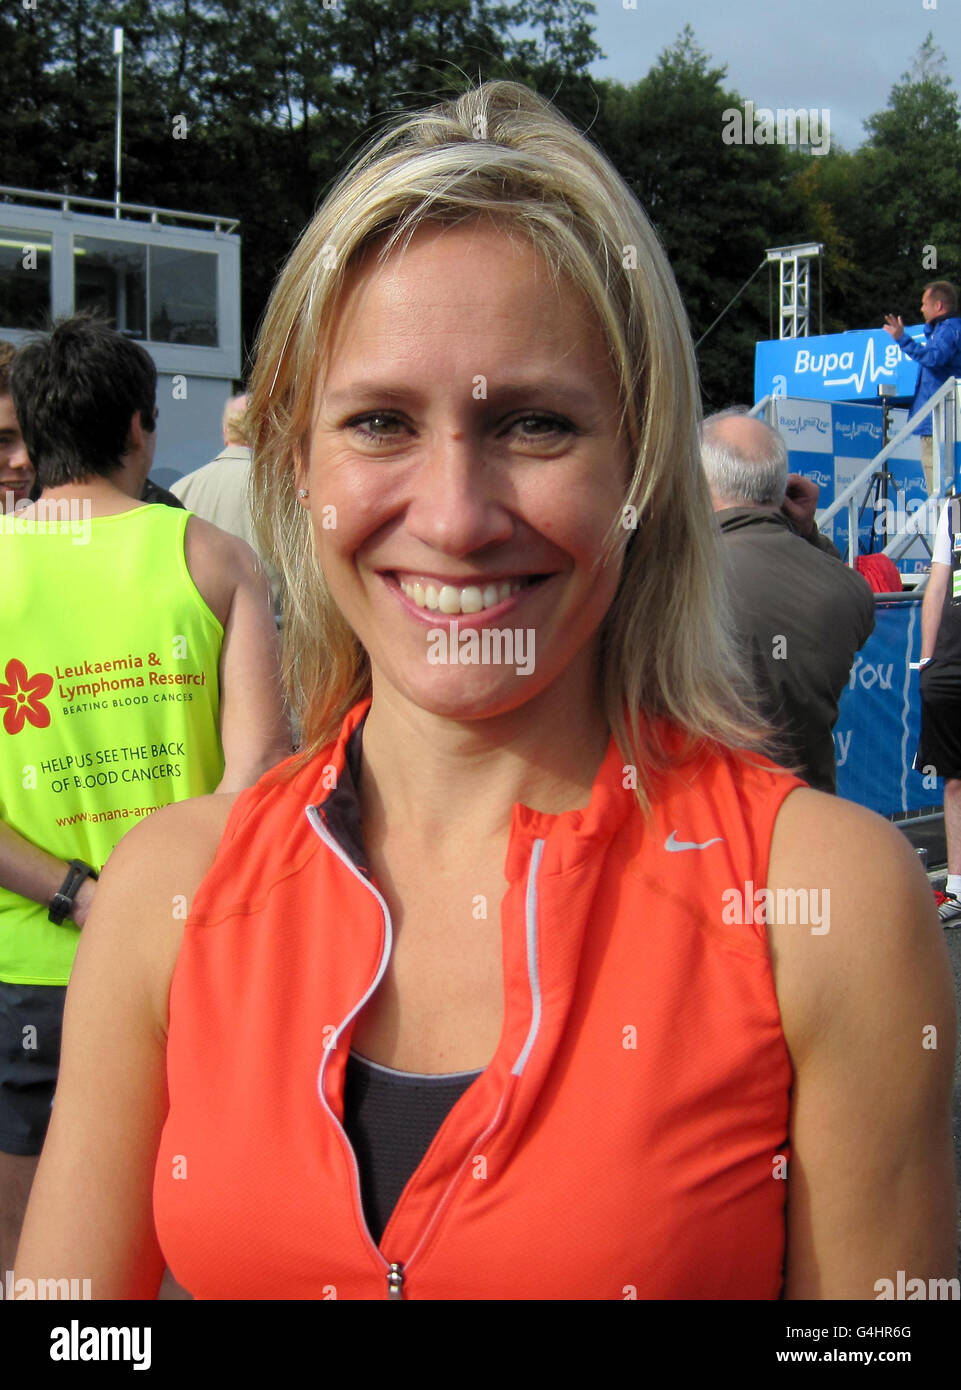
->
[781, 153, 859, 334]
[593, 27, 806, 406]
[804, 34, 961, 332]
[132, 0, 603, 358]
[0, 2, 64, 191]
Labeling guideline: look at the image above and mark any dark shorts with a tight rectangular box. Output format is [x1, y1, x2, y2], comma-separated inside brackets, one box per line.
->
[0, 981, 68, 1155]
[916, 660, 961, 782]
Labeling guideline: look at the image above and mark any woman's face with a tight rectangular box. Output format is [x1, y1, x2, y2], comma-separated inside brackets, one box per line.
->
[298, 220, 632, 721]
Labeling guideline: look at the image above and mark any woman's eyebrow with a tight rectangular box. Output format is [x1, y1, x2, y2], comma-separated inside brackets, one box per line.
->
[322, 379, 600, 409]
[322, 381, 415, 406]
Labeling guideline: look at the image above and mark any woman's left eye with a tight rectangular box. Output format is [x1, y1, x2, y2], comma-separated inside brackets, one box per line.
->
[509, 414, 574, 440]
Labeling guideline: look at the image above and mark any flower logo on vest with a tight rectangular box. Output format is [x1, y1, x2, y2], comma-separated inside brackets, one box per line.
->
[0, 658, 53, 735]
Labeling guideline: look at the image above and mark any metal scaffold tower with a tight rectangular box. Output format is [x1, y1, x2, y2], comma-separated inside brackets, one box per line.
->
[766, 243, 823, 339]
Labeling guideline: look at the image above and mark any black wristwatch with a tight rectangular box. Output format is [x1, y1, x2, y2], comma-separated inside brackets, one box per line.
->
[48, 860, 99, 925]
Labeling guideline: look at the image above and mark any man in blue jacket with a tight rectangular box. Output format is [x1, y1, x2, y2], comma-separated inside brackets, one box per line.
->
[884, 280, 961, 497]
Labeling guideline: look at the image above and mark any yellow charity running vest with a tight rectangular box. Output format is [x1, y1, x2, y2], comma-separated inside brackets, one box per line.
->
[0, 503, 224, 984]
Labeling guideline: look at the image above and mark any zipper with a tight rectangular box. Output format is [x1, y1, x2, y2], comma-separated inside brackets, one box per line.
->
[379, 839, 545, 1286]
[396, 1072, 520, 1283]
[307, 806, 547, 1301]
[307, 808, 397, 1288]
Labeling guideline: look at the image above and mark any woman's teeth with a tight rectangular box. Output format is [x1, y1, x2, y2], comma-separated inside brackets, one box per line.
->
[399, 578, 526, 615]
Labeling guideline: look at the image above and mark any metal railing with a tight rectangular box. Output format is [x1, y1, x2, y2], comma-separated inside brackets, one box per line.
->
[749, 395, 776, 424]
[0, 184, 239, 235]
[816, 377, 959, 566]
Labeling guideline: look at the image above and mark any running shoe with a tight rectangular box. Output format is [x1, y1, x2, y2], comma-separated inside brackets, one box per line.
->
[933, 889, 961, 926]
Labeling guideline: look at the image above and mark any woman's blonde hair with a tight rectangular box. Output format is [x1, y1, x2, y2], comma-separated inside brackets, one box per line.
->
[248, 80, 772, 803]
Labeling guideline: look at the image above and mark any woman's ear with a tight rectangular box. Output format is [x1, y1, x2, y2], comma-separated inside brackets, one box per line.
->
[293, 440, 309, 506]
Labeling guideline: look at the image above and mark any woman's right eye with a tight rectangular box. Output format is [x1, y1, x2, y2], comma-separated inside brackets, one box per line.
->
[347, 413, 409, 445]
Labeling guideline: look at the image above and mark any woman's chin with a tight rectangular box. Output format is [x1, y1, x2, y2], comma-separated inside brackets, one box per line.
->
[376, 662, 546, 723]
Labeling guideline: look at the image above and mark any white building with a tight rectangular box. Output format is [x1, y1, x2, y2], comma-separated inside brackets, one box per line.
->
[0, 186, 241, 488]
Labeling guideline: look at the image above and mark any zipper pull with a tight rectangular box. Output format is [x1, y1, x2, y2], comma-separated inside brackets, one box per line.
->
[386, 1262, 405, 1300]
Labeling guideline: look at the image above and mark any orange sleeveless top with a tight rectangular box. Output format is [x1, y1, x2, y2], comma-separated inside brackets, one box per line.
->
[154, 702, 803, 1299]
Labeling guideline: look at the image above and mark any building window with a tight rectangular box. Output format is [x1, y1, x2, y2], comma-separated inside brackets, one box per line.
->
[74, 237, 147, 338]
[149, 246, 217, 346]
[73, 238, 218, 348]
[0, 229, 52, 329]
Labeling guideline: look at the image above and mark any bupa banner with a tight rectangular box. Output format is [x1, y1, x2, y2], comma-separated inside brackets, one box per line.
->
[755, 326, 924, 404]
[772, 398, 931, 572]
[835, 596, 938, 815]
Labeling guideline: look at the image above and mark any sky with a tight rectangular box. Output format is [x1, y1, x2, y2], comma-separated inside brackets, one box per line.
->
[583, 0, 959, 150]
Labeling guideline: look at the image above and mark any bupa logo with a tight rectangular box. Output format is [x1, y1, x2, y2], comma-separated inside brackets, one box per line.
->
[0, 658, 53, 735]
[835, 419, 882, 443]
[778, 412, 828, 437]
[794, 338, 901, 393]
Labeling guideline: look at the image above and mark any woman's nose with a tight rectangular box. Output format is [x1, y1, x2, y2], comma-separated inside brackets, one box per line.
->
[403, 433, 513, 557]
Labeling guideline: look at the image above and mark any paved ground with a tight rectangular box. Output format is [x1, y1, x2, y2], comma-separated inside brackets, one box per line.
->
[944, 927, 961, 1261]
[895, 813, 947, 873]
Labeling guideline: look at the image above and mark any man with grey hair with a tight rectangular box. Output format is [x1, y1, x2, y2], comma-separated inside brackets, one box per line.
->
[702, 409, 875, 793]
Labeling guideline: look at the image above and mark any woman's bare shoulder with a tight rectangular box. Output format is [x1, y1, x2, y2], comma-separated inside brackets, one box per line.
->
[766, 787, 948, 1060]
[768, 785, 932, 912]
[80, 792, 244, 1031]
[104, 790, 242, 895]
[766, 791, 956, 1297]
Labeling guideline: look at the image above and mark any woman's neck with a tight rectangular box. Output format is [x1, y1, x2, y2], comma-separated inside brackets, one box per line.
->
[358, 668, 611, 850]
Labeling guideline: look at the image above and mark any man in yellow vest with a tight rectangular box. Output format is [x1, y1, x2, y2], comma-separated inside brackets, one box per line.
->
[0, 315, 290, 1276]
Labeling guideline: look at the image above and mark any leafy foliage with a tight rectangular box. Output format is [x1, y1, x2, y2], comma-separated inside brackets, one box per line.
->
[1, 11, 958, 403]
[592, 28, 805, 406]
[793, 32, 961, 334]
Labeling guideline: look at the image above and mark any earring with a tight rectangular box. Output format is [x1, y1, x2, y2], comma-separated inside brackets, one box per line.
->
[297, 488, 309, 499]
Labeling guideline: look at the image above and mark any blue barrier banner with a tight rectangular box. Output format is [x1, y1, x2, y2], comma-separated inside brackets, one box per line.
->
[835, 596, 939, 814]
[755, 326, 924, 403]
[770, 398, 944, 575]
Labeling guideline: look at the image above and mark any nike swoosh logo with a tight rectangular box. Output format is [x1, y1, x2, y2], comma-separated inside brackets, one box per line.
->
[664, 831, 725, 852]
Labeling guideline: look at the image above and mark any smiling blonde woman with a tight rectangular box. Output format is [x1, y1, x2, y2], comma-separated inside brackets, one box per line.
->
[16, 81, 956, 1300]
